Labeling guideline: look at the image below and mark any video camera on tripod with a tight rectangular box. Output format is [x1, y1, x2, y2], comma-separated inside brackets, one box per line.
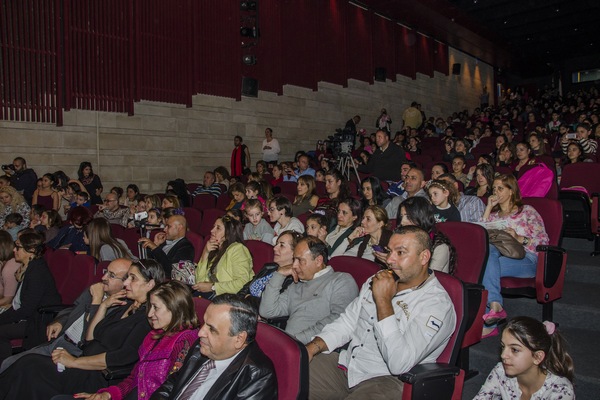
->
[324, 128, 355, 158]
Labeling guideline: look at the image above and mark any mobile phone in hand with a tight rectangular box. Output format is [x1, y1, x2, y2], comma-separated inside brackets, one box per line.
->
[372, 245, 388, 253]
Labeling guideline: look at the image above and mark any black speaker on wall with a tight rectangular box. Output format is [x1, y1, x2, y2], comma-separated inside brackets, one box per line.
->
[452, 63, 461, 75]
[374, 67, 387, 82]
[241, 77, 258, 97]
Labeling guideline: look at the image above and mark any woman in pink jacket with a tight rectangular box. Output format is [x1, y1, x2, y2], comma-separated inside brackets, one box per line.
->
[77, 281, 199, 400]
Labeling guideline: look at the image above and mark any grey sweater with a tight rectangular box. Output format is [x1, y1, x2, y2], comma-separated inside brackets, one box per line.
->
[259, 266, 358, 344]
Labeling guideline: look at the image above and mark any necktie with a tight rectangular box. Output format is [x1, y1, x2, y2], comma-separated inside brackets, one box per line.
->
[178, 359, 216, 400]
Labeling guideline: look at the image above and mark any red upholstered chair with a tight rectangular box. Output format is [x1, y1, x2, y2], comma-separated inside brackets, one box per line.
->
[436, 221, 489, 377]
[182, 207, 203, 235]
[215, 193, 231, 211]
[186, 183, 200, 196]
[192, 193, 216, 211]
[95, 260, 112, 282]
[501, 198, 567, 321]
[296, 212, 309, 227]
[119, 228, 142, 258]
[185, 231, 204, 263]
[46, 249, 76, 302]
[276, 181, 297, 196]
[256, 322, 309, 400]
[110, 223, 126, 240]
[559, 162, 600, 255]
[328, 256, 382, 288]
[193, 297, 309, 400]
[67, 254, 98, 304]
[244, 240, 274, 274]
[399, 272, 466, 400]
[199, 208, 225, 238]
[315, 181, 327, 197]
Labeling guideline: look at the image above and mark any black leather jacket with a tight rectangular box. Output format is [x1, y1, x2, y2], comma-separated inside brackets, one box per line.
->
[151, 339, 277, 400]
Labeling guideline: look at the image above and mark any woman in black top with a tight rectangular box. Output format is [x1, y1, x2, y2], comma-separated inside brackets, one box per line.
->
[0, 232, 61, 361]
[0, 260, 166, 399]
[78, 162, 103, 205]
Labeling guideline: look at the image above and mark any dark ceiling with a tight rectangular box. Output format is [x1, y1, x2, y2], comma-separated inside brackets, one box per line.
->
[362, 0, 600, 77]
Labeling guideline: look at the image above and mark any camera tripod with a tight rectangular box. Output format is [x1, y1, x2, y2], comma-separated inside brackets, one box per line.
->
[336, 153, 361, 183]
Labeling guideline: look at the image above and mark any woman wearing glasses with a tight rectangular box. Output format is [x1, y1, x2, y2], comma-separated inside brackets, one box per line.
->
[193, 216, 253, 299]
[0, 259, 166, 398]
[0, 232, 61, 363]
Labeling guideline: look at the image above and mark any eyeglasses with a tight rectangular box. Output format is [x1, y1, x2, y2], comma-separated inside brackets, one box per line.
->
[104, 199, 116, 203]
[103, 269, 128, 281]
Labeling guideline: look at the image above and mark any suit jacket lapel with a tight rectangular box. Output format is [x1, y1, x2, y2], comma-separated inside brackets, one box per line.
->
[202, 345, 250, 400]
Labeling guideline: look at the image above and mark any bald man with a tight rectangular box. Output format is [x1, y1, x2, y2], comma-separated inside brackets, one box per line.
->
[139, 215, 195, 276]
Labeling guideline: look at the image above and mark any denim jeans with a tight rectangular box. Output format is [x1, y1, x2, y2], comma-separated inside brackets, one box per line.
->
[482, 244, 538, 307]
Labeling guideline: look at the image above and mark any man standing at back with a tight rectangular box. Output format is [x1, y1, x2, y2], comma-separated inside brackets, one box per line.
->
[231, 136, 251, 177]
[151, 294, 277, 399]
[306, 226, 456, 399]
[358, 130, 406, 182]
[402, 101, 423, 130]
[4, 157, 37, 204]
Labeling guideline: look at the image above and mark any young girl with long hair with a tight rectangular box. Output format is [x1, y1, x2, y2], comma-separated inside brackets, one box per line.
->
[475, 316, 574, 399]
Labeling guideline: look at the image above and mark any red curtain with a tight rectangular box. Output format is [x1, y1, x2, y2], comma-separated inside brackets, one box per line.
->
[316, 0, 348, 87]
[371, 14, 396, 82]
[194, 1, 241, 99]
[434, 41, 449, 76]
[395, 25, 416, 79]
[280, 0, 318, 90]
[346, 5, 372, 83]
[416, 33, 434, 77]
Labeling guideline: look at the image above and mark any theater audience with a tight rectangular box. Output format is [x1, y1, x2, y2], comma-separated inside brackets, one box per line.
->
[343, 205, 392, 266]
[475, 317, 574, 399]
[306, 227, 456, 399]
[0, 231, 19, 309]
[397, 197, 455, 274]
[47, 206, 93, 253]
[465, 163, 494, 199]
[325, 198, 362, 258]
[239, 230, 301, 308]
[259, 236, 358, 344]
[193, 216, 253, 299]
[78, 162, 103, 205]
[243, 199, 275, 244]
[32, 173, 60, 211]
[0, 232, 61, 362]
[139, 215, 195, 276]
[360, 176, 388, 209]
[267, 196, 304, 244]
[94, 192, 130, 227]
[385, 167, 428, 219]
[84, 218, 136, 262]
[0, 259, 165, 398]
[480, 174, 549, 338]
[0, 186, 30, 229]
[292, 175, 319, 216]
[80, 281, 199, 400]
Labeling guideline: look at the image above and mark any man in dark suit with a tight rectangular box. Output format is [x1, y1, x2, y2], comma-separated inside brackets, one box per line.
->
[139, 214, 195, 276]
[0, 258, 131, 373]
[151, 294, 277, 400]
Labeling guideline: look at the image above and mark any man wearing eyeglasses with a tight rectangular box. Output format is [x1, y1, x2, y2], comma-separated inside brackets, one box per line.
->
[94, 193, 130, 227]
[0, 258, 132, 373]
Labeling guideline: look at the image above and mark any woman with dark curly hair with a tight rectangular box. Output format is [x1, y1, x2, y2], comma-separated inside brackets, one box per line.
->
[78, 162, 103, 205]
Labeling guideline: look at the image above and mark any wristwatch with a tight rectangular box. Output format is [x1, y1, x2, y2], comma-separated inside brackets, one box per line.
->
[522, 237, 530, 246]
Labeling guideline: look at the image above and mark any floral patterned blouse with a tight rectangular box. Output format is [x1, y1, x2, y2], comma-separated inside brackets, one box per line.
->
[483, 205, 549, 253]
[474, 362, 574, 399]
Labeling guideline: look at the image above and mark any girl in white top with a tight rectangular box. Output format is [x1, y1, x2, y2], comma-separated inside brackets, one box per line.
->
[267, 196, 304, 245]
[475, 316, 574, 400]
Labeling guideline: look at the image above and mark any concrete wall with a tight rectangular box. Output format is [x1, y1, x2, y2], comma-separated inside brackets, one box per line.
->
[0, 48, 493, 193]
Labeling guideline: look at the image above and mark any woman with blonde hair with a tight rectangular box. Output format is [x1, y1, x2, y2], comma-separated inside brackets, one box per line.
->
[0, 186, 30, 229]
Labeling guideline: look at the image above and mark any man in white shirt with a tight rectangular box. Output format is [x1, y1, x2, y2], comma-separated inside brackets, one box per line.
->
[151, 294, 277, 400]
[262, 128, 281, 166]
[305, 226, 456, 399]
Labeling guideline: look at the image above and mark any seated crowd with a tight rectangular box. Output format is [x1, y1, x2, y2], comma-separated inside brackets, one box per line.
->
[0, 85, 590, 398]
